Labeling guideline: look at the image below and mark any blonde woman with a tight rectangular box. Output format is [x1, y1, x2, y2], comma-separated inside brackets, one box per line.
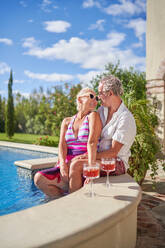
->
[34, 88, 102, 197]
[80, 75, 136, 175]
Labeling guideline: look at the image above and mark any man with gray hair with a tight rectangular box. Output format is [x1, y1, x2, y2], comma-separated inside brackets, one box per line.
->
[97, 75, 136, 174]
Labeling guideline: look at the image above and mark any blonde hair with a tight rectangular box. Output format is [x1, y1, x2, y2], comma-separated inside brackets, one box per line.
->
[76, 87, 95, 111]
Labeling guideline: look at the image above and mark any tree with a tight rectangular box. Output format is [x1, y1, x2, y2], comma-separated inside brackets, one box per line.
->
[0, 95, 5, 132]
[51, 83, 82, 136]
[14, 92, 27, 133]
[5, 70, 14, 138]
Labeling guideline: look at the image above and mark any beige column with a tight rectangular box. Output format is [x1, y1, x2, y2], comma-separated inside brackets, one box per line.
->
[146, 0, 165, 152]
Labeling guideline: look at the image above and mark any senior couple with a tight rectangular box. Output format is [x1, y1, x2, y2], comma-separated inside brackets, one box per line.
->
[34, 75, 136, 197]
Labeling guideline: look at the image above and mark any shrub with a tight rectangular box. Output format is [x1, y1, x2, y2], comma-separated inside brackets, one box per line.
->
[35, 136, 59, 147]
[126, 98, 164, 184]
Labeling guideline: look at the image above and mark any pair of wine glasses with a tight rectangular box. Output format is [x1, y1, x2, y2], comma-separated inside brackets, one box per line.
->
[83, 158, 116, 198]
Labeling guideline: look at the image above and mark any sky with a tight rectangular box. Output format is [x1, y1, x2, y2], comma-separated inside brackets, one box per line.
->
[0, 0, 146, 99]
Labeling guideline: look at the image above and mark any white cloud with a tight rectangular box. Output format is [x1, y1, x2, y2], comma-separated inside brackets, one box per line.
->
[83, 0, 146, 16]
[53, 5, 58, 9]
[24, 70, 74, 82]
[0, 90, 6, 95]
[106, 32, 126, 46]
[82, 0, 101, 8]
[14, 79, 25, 84]
[0, 38, 13, 45]
[103, 0, 146, 16]
[77, 70, 102, 84]
[43, 21, 71, 33]
[132, 41, 143, 48]
[79, 32, 84, 36]
[40, 0, 58, 12]
[19, 1, 27, 7]
[135, 0, 146, 11]
[22, 37, 39, 48]
[40, 0, 52, 12]
[22, 32, 125, 67]
[28, 19, 34, 23]
[13, 90, 30, 98]
[0, 62, 10, 74]
[89, 19, 105, 31]
[22, 32, 145, 71]
[21, 92, 31, 98]
[4, 79, 25, 84]
[126, 18, 146, 41]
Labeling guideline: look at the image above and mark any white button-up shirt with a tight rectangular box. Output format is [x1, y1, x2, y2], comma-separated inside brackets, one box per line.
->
[97, 102, 136, 169]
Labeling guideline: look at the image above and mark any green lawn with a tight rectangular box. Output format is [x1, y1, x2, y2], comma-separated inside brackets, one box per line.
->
[0, 133, 59, 146]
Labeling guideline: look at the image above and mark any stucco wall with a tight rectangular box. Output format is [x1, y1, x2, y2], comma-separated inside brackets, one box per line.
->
[146, 0, 165, 151]
[146, 0, 165, 80]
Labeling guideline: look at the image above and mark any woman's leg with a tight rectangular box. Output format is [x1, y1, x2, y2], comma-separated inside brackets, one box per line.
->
[34, 172, 63, 197]
[69, 159, 88, 193]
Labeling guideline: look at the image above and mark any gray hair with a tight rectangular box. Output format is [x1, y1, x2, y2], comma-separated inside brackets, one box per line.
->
[101, 75, 123, 96]
[76, 87, 95, 111]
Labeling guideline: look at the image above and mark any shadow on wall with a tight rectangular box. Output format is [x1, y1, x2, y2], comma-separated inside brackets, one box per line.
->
[156, 58, 165, 79]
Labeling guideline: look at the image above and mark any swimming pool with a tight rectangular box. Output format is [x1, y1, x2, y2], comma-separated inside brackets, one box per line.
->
[0, 146, 56, 216]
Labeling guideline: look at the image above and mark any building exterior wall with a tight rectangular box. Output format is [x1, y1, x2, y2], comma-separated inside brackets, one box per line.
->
[146, 0, 165, 151]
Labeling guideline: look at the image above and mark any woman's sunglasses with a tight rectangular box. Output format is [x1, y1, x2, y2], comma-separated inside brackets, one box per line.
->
[89, 94, 99, 101]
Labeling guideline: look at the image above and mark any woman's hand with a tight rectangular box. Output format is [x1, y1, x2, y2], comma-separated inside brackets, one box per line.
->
[72, 153, 88, 162]
[60, 163, 69, 183]
[84, 178, 90, 185]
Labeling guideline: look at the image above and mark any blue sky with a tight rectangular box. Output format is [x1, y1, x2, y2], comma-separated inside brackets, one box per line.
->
[0, 0, 146, 98]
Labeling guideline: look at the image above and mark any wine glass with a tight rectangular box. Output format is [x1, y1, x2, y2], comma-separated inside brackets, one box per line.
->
[83, 163, 100, 197]
[101, 158, 116, 188]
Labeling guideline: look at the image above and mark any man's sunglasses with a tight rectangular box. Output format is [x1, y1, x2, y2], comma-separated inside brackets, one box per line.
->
[89, 94, 99, 101]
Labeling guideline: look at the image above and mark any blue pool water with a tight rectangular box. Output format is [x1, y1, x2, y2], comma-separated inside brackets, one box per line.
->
[0, 146, 56, 216]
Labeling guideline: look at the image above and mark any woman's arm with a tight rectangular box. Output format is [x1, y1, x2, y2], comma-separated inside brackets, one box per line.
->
[58, 117, 71, 181]
[87, 112, 102, 165]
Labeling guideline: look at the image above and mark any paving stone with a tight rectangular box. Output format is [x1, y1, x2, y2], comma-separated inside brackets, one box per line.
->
[152, 203, 165, 226]
[136, 164, 165, 248]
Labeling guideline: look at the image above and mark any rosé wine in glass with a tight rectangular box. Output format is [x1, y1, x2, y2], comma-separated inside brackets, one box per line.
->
[83, 166, 100, 179]
[101, 163, 115, 172]
[101, 158, 116, 188]
[83, 163, 100, 197]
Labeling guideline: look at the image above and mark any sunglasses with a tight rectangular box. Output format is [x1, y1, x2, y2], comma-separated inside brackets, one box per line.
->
[89, 94, 99, 101]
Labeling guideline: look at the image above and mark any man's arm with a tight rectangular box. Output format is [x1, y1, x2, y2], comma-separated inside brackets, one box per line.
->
[96, 140, 123, 160]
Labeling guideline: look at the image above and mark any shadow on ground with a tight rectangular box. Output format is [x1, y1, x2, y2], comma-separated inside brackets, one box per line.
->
[141, 179, 165, 195]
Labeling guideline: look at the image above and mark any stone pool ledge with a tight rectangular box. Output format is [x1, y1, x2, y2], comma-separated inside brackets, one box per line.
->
[0, 141, 58, 154]
[14, 156, 58, 171]
[0, 174, 141, 248]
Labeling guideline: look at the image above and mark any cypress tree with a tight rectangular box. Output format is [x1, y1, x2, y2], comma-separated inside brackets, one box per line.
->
[5, 70, 14, 138]
[0, 95, 2, 132]
[0, 95, 5, 132]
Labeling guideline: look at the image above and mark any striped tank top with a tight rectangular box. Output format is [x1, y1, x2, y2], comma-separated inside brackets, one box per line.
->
[65, 115, 89, 157]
